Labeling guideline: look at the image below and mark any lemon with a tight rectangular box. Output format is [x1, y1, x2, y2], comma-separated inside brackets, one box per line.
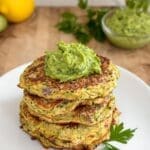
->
[0, 0, 35, 23]
[0, 14, 8, 32]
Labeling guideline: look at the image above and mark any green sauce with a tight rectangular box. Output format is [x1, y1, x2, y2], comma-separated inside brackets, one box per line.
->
[45, 42, 101, 82]
[106, 8, 150, 37]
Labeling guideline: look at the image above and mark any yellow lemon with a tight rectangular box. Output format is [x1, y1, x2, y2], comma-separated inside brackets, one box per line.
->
[0, 0, 35, 23]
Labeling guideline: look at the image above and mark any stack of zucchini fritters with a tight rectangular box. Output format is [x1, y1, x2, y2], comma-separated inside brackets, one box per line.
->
[19, 53, 120, 149]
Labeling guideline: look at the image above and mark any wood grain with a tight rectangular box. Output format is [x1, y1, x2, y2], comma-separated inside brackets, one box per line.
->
[0, 7, 150, 84]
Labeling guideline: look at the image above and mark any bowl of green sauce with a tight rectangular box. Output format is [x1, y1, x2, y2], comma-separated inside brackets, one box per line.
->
[102, 8, 150, 49]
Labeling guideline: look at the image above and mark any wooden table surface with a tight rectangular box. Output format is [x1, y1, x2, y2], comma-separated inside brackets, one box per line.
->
[0, 7, 150, 84]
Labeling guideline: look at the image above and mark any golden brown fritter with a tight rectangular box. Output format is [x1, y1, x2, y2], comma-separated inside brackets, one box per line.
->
[19, 56, 119, 101]
[23, 92, 115, 125]
[20, 101, 119, 149]
[23, 91, 111, 116]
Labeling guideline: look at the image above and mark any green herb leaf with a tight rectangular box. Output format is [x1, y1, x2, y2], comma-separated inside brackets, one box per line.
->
[87, 8, 96, 19]
[56, 2, 110, 44]
[87, 9, 109, 41]
[56, 12, 77, 33]
[61, 12, 77, 20]
[102, 123, 136, 150]
[126, 0, 150, 12]
[74, 24, 91, 44]
[109, 123, 136, 144]
[56, 11, 90, 44]
[103, 143, 119, 150]
[78, 0, 88, 9]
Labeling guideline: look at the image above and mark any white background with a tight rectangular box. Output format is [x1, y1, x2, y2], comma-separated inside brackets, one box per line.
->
[36, 0, 125, 6]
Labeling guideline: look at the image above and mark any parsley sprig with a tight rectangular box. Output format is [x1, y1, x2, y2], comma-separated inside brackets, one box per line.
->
[56, 12, 91, 44]
[87, 8, 109, 42]
[103, 123, 136, 150]
[56, 0, 109, 44]
[56, 12, 77, 33]
[103, 143, 119, 150]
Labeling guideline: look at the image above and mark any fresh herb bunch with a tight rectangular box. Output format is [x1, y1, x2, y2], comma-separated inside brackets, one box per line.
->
[56, 12, 77, 33]
[103, 123, 136, 150]
[87, 8, 109, 42]
[56, 12, 91, 44]
[56, 0, 109, 44]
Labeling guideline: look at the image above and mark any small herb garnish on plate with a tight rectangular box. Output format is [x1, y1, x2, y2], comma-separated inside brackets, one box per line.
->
[103, 123, 136, 150]
[103, 142, 119, 150]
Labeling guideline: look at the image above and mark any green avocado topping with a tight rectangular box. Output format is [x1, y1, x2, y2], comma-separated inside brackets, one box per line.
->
[45, 42, 101, 82]
[106, 8, 150, 37]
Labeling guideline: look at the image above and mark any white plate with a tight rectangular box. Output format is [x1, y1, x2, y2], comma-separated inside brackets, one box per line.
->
[0, 64, 150, 150]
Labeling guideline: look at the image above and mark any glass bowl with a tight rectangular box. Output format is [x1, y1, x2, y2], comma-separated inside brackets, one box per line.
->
[102, 9, 150, 49]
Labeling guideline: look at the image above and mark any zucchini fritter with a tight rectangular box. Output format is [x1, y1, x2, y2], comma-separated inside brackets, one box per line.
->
[23, 93, 116, 125]
[20, 101, 119, 149]
[19, 56, 119, 101]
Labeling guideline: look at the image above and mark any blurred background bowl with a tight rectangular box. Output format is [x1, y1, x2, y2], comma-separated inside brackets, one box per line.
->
[102, 9, 150, 49]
